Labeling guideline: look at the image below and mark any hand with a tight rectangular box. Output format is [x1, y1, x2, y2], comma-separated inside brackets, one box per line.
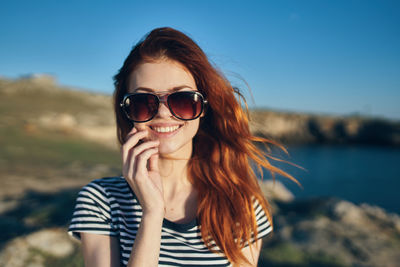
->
[121, 128, 165, 217]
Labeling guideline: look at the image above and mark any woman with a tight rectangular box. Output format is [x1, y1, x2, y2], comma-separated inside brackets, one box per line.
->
[69, 27, 293, 266]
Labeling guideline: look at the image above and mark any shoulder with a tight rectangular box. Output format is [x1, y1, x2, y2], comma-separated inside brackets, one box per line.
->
[80, 176, 131, 198]
[69, 176, 139, 239]
[252, 197, 273, 241]
[76, 176, 137, 213]
[252, 198, 266, 219]
[85, 176, 127, 190]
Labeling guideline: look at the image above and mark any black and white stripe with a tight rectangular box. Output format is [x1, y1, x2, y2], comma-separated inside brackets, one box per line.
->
[68, 177, 271, 267]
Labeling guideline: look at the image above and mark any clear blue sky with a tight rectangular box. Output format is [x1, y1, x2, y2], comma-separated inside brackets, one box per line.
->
[1, 0, 399, 120]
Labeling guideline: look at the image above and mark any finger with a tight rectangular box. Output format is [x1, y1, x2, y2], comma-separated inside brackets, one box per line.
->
[121, 130, 148, 163]
[126, 127, 138, 138]
[122, 129, 147, 176]
[126, 140, 159, 174]
[135, 147, 159, 177]
[149, 153, 159, 172]
[124, 128, 138, 148]
[124, 130, 148, 148]
[131, 140, 160, 158]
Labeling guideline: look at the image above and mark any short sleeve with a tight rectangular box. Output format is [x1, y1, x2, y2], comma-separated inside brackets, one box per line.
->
[253, 198, 272, 241]
[68, 180, 118, 239]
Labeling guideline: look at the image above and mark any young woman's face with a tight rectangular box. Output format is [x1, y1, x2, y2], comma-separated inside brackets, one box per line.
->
[128, 59, 201, 157]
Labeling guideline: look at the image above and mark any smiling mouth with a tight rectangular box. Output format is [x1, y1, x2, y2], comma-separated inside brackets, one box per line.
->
[150, 125, 182, 133]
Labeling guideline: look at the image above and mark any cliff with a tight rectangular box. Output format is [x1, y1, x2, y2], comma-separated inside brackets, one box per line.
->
[250, 109, 400, 146]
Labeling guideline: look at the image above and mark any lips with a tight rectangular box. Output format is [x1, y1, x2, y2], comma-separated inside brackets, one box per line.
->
[148, 123, 184, 136]
[150, 125, 181, 133]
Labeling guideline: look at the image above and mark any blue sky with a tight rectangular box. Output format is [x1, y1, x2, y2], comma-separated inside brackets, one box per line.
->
[1, 0, 399, 120]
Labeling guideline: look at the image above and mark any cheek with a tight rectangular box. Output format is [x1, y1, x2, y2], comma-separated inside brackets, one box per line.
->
[186, 120, 200, 138]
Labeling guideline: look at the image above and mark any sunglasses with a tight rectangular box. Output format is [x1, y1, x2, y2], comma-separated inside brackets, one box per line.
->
[120, 91, 208, 123]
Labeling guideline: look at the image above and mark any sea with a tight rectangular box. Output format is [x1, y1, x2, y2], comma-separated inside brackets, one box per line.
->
[262, 144, 400, 214]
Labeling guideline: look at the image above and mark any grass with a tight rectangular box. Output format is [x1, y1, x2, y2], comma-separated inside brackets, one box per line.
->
[0, 124, 121, 179]
[0, 77, 120, 179]
[29, 246, 84, 267]
[259, 242, 349, 267]
[0, 79, 111, 119]
[0, 78, 122, 250]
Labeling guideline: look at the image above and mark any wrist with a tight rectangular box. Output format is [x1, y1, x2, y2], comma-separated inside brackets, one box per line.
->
[142, 209, 165, 222]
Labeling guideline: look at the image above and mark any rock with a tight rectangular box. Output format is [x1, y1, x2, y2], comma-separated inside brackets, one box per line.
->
[0, 228, 76, 267]
[332, 200, 368, 225]
[263, 197, 400, 267]
[259, 180, 294, 203]
[35, 112, 117, 149]
[22, 74, 57, 87]
[76, 125, 117, 148]
[25, 229, 74, 257]
[38, 113, 77, 130]
[249, 110, 400, 146]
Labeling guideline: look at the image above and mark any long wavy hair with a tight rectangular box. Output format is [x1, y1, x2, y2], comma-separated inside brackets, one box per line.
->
[113, 27, 295, 264]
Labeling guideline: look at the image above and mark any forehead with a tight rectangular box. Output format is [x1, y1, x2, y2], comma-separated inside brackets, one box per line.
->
[128, 60, 196, 93]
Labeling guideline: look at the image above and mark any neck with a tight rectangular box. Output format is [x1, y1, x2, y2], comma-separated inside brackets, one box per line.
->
[158, 144, 198, 222]
[160, 158, 191, 195]
[158, 145, 193, 196]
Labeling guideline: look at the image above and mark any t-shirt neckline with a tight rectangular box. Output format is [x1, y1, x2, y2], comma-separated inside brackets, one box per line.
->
[163, 217, 198, 231]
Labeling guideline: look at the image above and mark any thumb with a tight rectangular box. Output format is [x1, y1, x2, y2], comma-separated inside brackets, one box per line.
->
[149, 153, 159, 172]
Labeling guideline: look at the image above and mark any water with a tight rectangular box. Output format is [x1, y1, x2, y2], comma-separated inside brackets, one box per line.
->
[264, 144, 400, 214]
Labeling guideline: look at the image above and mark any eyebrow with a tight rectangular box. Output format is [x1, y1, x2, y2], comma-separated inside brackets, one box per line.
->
[133, 85, 194, 92]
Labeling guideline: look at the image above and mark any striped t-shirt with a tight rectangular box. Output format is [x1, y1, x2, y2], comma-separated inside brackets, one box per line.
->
[68, 177, 272, 266]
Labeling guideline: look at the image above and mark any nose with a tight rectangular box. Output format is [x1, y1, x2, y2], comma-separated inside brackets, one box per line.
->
[155, 99, 173, 118]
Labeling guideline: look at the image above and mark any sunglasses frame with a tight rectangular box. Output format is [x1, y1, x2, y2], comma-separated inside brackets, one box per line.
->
[120, 91, 208, 123]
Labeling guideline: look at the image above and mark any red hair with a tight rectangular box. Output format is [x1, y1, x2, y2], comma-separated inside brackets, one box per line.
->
[113, 27, 295, 264]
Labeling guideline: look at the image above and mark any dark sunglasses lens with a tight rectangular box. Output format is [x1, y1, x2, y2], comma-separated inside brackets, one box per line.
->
[168, 92, 203, 120]
[124, 94, 158, 122]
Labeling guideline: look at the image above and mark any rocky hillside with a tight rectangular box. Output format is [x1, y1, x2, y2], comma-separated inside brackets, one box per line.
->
[0, 75, 117, 149]
[250, 109, 400, 146]
[1, 181, 399, 267]
[260, 181, 400, 267]
[0, 75, 121, 200]
[1, 75, 399, 150]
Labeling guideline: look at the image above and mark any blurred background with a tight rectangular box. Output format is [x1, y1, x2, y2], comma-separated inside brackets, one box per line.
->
[1, 1, 399, 266]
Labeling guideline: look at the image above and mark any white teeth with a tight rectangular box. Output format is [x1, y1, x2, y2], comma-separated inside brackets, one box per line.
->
[151, 125, 180, 133]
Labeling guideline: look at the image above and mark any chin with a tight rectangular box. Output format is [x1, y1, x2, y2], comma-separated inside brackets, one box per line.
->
[158, 141, 192, 158]
[158, 144, 179, 156]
